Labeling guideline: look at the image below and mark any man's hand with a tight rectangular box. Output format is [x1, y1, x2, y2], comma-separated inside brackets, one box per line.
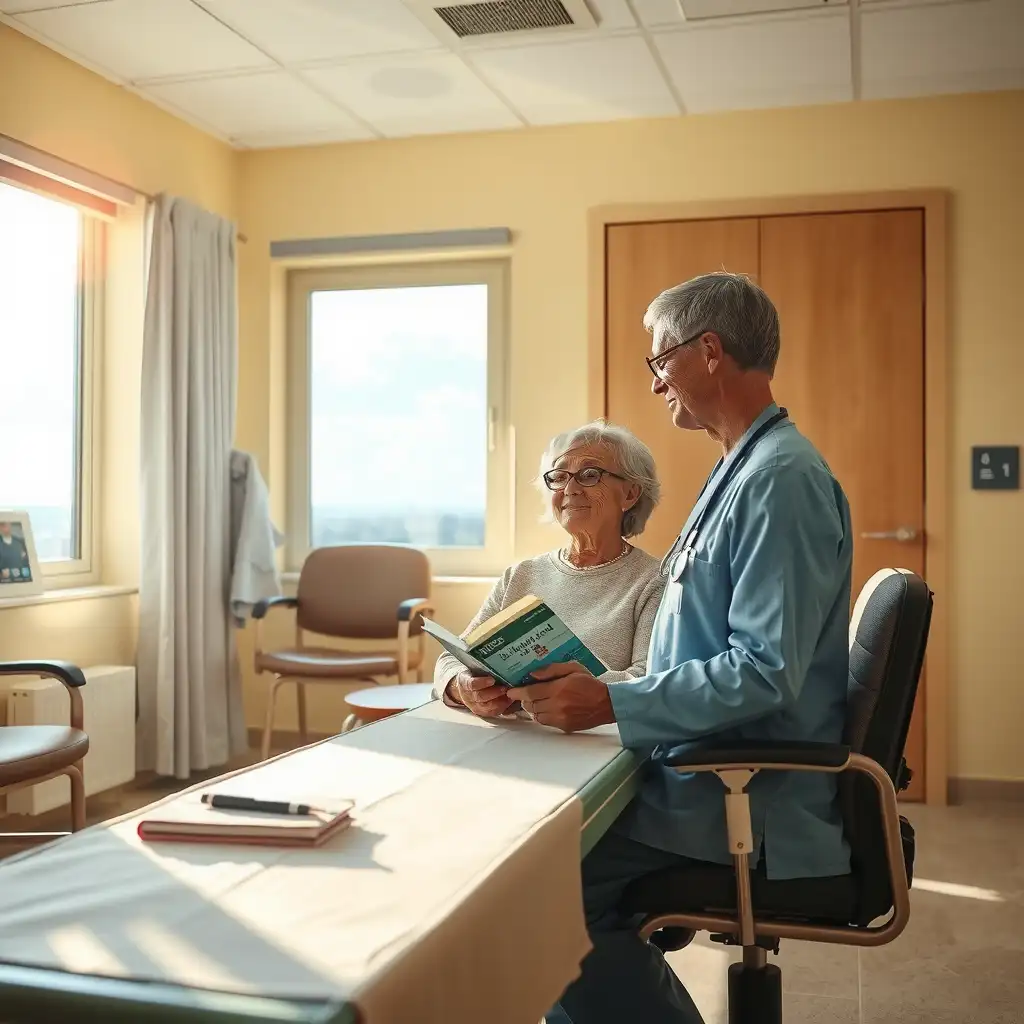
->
[446, 670, 516, 719]
[516, 661, 615, 733]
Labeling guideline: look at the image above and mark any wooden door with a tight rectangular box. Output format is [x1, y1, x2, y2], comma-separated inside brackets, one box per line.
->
[761, 210, 926, 799]
[606, 219, 759, 556]
[605, 210, 927, 799]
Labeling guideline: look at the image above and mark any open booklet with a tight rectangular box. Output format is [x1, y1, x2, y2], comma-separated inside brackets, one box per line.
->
[138, 794, 355, 848]
[421, 594, 605, 688]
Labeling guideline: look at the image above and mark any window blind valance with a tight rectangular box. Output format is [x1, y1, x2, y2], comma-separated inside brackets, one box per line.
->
[0, 134, 139, 219]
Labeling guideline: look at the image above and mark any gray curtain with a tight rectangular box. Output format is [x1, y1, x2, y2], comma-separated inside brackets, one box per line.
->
[137, 193, 244, 778]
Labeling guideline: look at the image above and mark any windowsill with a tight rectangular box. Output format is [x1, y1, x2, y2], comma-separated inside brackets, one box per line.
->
[280, 572, 498, 587]
[0, 584, 137, 611]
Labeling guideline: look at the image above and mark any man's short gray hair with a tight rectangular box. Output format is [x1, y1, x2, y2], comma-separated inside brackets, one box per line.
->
[536, 420, 660, 538]
[643, 272, 781, 375]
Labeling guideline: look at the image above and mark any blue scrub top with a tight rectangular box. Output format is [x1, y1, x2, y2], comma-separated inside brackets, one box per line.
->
[609, 403, 853, 880]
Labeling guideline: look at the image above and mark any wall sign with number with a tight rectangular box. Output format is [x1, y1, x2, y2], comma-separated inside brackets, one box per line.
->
[971, 446, 1020, 490]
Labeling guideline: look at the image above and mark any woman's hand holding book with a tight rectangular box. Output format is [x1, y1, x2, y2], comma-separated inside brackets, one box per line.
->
[446, 670, 518, 719]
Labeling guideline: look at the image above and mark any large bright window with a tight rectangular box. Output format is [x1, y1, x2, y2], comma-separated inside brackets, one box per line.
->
[288, 260, 511, 576]
[0, 181, 98, 577]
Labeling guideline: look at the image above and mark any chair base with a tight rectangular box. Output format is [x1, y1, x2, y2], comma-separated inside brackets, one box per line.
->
[260, 675, 379, 760]
[728, 961, 782, 1024]
[0, 762, 86, 835]
[651, 927, 696, 952]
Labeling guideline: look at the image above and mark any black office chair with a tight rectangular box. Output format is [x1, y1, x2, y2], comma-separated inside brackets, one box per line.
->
[621, 568, 933, 1024]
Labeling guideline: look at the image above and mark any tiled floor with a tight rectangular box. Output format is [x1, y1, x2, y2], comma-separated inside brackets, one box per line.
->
[666, 802, 1024, 1024]
[2, 765, 1021, 1024]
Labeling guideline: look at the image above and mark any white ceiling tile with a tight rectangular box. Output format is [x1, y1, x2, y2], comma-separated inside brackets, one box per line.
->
[303, 53, 521, 137]
[654, 11, 853, 112]
[679, 0, 845, 17]
[233, 126, 377, 149]
[635, 0, 847, 25]
[144, 71, 372, 140]
[0, 0, 100, 13]
[861, 0, 1024, 100]
[196, 0, 441, 64]
[587, 0, 638, 30]
[14, 0, 273, 82]
[470, 36, 678, 126]
[632, 0, 686, 28]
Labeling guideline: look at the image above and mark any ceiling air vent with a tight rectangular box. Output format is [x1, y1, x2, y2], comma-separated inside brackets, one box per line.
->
[430, 0, 596, 39]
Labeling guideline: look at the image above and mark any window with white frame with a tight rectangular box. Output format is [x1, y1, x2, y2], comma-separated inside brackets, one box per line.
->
[0, 180, 99, 579]
[288, 260, 511, 577]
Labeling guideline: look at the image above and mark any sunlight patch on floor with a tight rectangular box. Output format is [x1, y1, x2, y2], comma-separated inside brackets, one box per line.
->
[913, 877, 1004, 902]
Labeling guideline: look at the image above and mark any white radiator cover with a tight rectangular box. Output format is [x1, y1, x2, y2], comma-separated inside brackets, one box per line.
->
[5, 665, 136, 815]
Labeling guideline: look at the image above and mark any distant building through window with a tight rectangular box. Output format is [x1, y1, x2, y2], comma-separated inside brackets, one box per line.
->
[0, 182, 86, 565]
[289, 261, 511, 576]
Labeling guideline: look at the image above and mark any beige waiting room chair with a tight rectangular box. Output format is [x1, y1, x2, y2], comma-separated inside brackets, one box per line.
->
[253, 544, 433, 759]
[0, 660, 89, 844]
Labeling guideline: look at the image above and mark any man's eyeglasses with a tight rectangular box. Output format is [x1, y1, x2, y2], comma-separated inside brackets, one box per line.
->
[542, 467, 626, 491]
[646, 329, 707, 379]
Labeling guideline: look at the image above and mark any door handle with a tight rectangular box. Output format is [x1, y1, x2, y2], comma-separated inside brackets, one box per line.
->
[860, 526, 920, 543]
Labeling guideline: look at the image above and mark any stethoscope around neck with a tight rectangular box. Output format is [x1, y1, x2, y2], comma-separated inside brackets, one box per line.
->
[659, 408, 790, 579]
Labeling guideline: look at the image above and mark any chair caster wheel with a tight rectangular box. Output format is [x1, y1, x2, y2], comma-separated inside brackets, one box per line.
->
[651, 927, 696, 952]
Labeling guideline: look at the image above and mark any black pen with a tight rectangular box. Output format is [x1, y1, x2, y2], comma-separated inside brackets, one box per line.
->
[201, 793, 316, 816]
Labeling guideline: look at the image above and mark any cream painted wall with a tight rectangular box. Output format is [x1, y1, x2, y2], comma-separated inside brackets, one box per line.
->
[237, 91, 1024, 782]
[0, 25, 237, 675]
[0, 25, 235, 218]
[2, 18, 1020, 782]
[0, 595, 137, 692]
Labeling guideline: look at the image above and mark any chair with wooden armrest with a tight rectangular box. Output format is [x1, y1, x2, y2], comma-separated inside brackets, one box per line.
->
[253, 544, 434, 759]
[0, 661, 89, 844]
[620, 568, 933, 1024]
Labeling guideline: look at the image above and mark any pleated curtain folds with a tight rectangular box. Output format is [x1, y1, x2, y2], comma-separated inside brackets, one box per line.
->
[137, 194, 244, 778]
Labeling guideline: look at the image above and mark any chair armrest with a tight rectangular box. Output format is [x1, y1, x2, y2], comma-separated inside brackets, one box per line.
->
[252, 596, 298, 620]
[396, 600, 433, 684]
[0, 660, 86, 688]
[397, 598, 433, 624]
[648, 740, 910, 948]
[0, 661, 87, 731]
[656, 739, 851, 772]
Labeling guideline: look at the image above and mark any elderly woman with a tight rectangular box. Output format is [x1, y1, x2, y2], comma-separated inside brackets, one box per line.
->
[434, 420, 666, 718]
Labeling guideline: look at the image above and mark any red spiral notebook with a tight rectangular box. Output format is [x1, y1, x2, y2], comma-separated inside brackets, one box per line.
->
[137, 794, 355, 848]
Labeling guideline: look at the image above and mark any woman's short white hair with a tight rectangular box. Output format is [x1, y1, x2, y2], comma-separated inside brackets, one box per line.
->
[535, 420, 661, 538]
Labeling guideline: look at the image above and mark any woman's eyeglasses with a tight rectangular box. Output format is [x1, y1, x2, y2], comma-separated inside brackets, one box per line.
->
[542, 467, 626, 491]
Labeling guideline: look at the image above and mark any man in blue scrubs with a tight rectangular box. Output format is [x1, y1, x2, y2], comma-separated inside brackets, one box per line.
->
[519, 273, 853, 1024]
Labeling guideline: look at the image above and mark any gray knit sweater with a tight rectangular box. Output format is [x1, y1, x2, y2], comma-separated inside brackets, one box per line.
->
[433, 547, 666, 695]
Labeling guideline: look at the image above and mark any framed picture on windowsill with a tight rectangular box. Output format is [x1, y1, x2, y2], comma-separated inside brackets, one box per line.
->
[0, 512, 44, 597]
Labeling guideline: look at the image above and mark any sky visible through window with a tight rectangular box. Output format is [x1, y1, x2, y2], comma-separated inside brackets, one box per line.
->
[0, 183, 80, 562]
[309, 283, 488, 549]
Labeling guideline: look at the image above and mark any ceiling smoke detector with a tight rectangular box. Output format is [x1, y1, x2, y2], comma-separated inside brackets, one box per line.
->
[423, 0, 597, 40]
